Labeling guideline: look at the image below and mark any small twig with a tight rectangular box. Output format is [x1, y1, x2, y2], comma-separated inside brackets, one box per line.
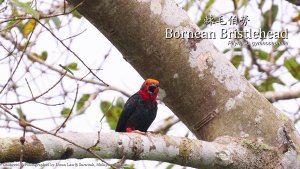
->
[0, 72, 67, 105]
[0, 36, 18, 62]
[231, 0, 264, 73]
[25, 78, 34, 98]
[35, 19, 108, 86]
[62, 28, 87, 41]
[34, 100, 64, 107]
[100, 97, 116, 123]
[76, 89, 101, 115]
[90, 131, 101, 149]
[0, 0, 85, 25]
[98, 46, 112, 69]
[55, 83, 79, 134]
[27, 53, 131, 97]
[63, 0, 67, 14]
[27, 54, 103, 85]
[0, 105, 114, 168]
[0, 21, 37, 94]
[0, 125, 43, 134]
[95, 97, 116, 150]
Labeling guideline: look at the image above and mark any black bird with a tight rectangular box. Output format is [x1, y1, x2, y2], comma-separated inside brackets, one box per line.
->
[115, 79, 159, 134]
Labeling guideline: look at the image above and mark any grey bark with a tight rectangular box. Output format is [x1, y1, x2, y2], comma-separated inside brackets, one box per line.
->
[66, 0, 300, 149]
[0, 132, 282, 169]
[286, 0, 300, 6]
[264, 87, 300, 102]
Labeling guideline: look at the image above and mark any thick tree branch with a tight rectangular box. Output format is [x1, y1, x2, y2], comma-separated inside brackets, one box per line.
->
[286, 0, 300, 6]
[66, 0, 300, 151]
[264, 87, 300, 102]
[0, 132, 285, 169]
[153, 116, 180, 134]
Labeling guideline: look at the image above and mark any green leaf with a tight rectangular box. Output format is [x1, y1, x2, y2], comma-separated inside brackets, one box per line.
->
[223, 48, 230, 54]
[67, 62, 78, 70]
[256, 81, 273, 92]
[72, 10, 82, 19]
[274, 50, 285, 61]
[284, 58, 300, 80]
[256, 76, 283, 92]
[17, 108, 26, 120]
[261, 5, 278, 33]
[51, 17, 61, 29]
[116, 97, 124, 108]
[269, 76, 283, 85]
[100, 101, 111, 113]
[123, 164, 135, 169]
[273, 37, 284, 50]
[11, 0, 40, 19]
[61, 108, 71, 118]
[183, 0, 195, 11]
[240, 0, 249, 6]
[5, 20, 21, 32]
[22, 19, 36, 38]
[244, 67, 250, 80]
[38, 51, 48, 61]
[231, 55, 242, 68]
[197, 0, 215, 27]
[100, 101, 123, 130]
[254, 49, 269, 60]
[234, 0, 248, 7]
[233, 48, 242, 52]
[16, 21, 24, 32]
[166, 164, 174, 169]
[224, 48, 241, 54]
[0, 0, 4, 4]
[29, 52, 47, 62]
[76, 94, 90, 113]
[59, 64, 74, 75]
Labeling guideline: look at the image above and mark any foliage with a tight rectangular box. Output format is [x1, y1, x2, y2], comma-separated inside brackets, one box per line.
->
[76, 94, 90, 113]
[61, 107, 71, 118]
[100, 97, 124, 130]
[11, 0, 39, 19]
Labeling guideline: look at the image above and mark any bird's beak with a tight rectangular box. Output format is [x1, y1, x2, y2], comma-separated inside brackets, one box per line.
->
[148, 84, 158, 94]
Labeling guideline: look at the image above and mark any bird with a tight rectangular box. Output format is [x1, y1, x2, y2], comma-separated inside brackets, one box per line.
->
[115, 79, 159, 134]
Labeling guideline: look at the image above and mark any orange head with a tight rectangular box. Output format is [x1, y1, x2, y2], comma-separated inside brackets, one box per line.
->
[138, 79, 159, 102]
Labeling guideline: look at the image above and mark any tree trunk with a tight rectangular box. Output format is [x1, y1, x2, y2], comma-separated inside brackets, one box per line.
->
[66, 0, 300, 151]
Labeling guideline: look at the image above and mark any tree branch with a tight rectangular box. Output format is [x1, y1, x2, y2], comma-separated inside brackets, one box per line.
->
[264, 87, 300, 102]
[27, 53, 131, 97]
[0, 132, 284, 169]
[286, 0, 300, 6]
[66, 0, 300, 150]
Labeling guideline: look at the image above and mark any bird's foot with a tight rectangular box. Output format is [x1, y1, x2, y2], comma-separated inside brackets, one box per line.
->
[126, 128, 146, 135]
[126, 129, 154, 144]
[131, 130, 146, 135]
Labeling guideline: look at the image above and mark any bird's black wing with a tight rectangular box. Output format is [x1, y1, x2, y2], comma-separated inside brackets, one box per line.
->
[115, 93, 139, 132]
